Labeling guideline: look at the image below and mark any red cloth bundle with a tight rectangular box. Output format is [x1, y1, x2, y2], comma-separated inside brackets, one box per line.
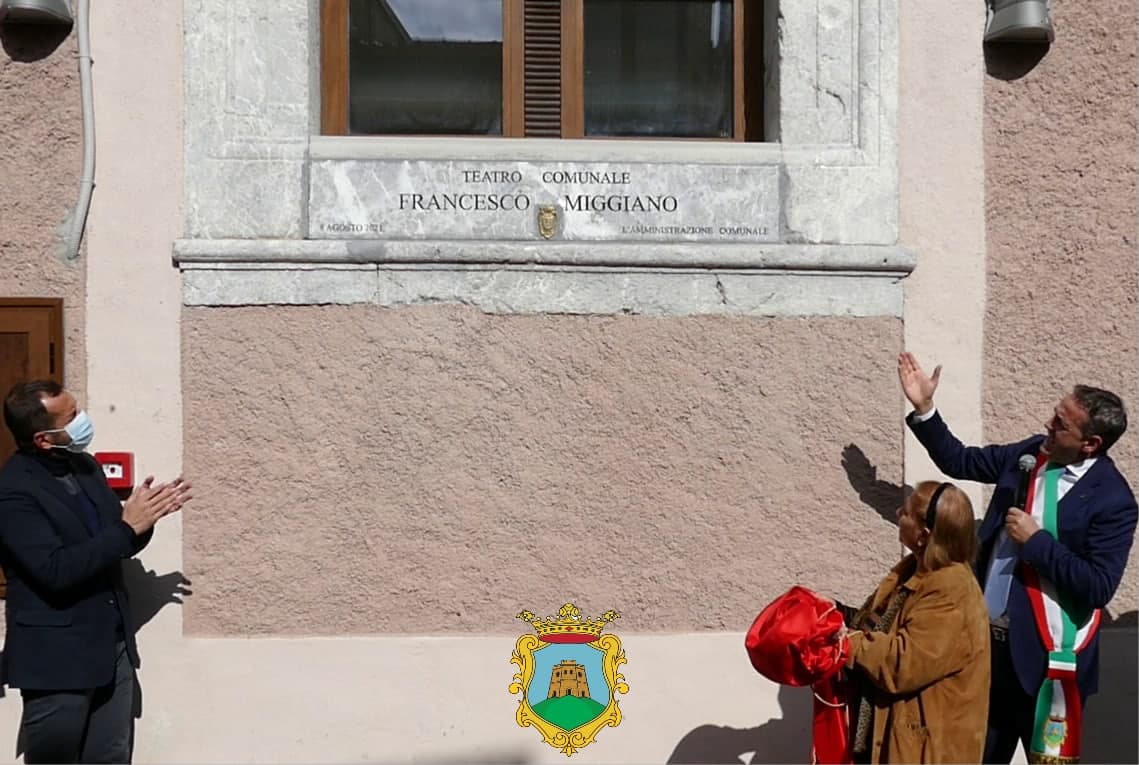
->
[746, 585, 849, 685]
[745, 586, 852, 765]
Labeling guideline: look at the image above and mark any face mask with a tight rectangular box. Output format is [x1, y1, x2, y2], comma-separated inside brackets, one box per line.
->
[45, 410, 96, 453]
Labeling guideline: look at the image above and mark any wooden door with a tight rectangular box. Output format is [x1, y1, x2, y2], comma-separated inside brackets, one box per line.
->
[0, 299, 64, 597]
[0, 299, 64, 461]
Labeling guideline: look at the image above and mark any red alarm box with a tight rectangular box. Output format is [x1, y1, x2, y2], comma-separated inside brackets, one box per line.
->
[94, 451, 134, 490]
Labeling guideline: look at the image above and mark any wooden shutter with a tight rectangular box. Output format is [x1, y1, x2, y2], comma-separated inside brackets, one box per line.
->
[733, 0, 764, 142]
[521, 0, 562, 137]
[321, 0, 350, 135]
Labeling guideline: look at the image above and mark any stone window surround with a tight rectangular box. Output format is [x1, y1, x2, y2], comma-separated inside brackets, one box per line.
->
[176, 0, 912, 317]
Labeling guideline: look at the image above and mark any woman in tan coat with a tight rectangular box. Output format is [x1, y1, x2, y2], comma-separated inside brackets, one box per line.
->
[841, 481, 991, 764]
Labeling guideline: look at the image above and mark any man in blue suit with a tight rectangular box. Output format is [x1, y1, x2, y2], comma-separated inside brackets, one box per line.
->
[898, 352, 1137, 763]
[0, 380, 191, 764]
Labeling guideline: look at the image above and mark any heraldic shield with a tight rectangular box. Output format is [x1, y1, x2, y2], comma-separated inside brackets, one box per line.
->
[510, 604, 628, 757]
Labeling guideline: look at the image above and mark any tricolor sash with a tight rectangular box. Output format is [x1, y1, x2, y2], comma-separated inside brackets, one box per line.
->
[1021, 455, 1101, 764]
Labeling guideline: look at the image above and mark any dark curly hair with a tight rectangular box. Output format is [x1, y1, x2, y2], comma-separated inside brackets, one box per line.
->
[3, 380, 63, 449]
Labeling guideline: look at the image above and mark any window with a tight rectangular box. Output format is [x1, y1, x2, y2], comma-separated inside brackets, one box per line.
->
[321, 0, 764, 140]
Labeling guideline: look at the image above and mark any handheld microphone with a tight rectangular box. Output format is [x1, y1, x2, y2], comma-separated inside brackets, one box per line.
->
[1015, 454, 1036, 509]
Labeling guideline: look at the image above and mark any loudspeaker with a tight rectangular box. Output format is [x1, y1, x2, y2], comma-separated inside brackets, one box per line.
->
[0, 0, 73, 25]
[985, 0, 1053, 43]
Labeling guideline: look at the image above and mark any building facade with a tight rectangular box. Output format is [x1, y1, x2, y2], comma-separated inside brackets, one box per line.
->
[0, 0, 1135, 762]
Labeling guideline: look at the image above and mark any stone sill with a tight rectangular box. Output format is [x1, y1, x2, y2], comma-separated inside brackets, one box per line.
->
[309, 136, 873, 167]
[179, 264, 906, 317]
[174, 240, 912, 317]
[173, 239, 915, 275]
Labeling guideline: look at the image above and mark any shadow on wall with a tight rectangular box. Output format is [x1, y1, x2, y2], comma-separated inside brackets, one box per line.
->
[0, 20, 71, 62]
[121, 560, 192, 724]
[122, 559, 192, 636]
[842, 444, 910, 526]
[667, 684, 813, 764]
[844, 444, 987, 536]
[984, 40, 1050, 81]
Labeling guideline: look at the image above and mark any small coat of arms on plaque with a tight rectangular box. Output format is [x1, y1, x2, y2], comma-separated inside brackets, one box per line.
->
[537, 204, 560, 240]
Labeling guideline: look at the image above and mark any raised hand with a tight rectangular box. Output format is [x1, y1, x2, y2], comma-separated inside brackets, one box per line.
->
[122, 476, 193, 535]
[897, 352, 941, 415]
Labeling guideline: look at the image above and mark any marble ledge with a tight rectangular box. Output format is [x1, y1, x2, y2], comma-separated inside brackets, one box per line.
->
[173, 239, 916, 275]
[180, 263, 907, 317]
[307, 135, 875, 167]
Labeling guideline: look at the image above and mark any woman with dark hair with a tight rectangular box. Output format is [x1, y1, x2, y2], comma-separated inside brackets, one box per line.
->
[839, 480, 991, 764]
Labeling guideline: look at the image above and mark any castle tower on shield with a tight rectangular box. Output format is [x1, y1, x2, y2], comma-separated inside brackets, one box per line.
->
[547, 660, 590, 699]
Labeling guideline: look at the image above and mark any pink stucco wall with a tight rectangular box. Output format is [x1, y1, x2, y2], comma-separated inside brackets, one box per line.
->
[983, 0, 1139, 614]
[182, 306, 905, 635]
[0, 27, 86, 394]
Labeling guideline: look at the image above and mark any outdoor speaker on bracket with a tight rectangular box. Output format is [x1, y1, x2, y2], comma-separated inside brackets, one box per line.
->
[0, 0, 73, 25]
[985, 0, 1054, 43]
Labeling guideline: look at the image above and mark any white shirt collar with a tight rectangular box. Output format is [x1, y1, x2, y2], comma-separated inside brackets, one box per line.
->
[1063, 456, 1097, 480]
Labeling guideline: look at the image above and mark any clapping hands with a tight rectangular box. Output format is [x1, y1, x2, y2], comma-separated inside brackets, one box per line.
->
[122, 476, 193, 535]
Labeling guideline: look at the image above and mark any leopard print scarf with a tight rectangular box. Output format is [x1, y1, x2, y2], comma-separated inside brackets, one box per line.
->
[850, 586, 912, 754]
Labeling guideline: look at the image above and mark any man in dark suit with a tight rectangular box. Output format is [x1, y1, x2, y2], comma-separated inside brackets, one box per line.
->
[897, 352, 1137, 763]
[0, 380, 191, 764]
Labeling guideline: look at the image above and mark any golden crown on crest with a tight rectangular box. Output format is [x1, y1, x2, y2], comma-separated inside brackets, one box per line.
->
[517, 603, 620, 643]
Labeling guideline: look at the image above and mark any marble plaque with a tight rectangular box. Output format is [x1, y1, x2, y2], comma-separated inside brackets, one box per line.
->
[308, 159, 780, 243]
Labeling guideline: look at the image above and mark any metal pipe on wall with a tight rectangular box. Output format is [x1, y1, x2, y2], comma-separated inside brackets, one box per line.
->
[62, 0, 94, 261]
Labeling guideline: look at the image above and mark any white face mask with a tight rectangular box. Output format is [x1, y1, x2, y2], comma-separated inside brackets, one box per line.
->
[44, 410, 96, 453]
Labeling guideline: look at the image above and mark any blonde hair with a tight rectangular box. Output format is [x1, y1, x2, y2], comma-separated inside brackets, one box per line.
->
[910, 480, 977, 571]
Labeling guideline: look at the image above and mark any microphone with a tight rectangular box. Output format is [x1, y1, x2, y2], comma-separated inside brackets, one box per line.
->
[1015, 454, 1036, 509]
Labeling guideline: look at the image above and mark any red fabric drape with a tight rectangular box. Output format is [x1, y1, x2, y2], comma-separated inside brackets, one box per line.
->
[745, 586, 852, 764]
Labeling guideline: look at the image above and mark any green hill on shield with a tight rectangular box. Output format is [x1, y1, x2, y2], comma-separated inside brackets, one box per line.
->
[532, 695, 606, 731]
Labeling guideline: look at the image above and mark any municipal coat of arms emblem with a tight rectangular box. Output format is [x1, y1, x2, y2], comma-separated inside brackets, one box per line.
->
[1042, 715, 1068, 748]
[509, 603, 627, 757]
[537, 204, 560, 239]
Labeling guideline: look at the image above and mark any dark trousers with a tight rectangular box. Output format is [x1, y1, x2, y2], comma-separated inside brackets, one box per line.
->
[983, 634, 1088, 764]
[18, 642, 135, 764]
[983, 634, 1035, 763]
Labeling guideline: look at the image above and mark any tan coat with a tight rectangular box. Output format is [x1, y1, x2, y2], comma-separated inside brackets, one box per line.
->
[847, 555, 991, 764]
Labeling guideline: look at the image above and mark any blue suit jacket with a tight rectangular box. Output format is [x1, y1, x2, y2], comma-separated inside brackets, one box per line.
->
[907, 411, 1138, 699]
[0, 451, 151, 690]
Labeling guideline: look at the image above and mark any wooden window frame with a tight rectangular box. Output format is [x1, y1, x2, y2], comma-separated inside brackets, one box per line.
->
[321, 0, 762, 141]
[320, 0, 350, 135]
